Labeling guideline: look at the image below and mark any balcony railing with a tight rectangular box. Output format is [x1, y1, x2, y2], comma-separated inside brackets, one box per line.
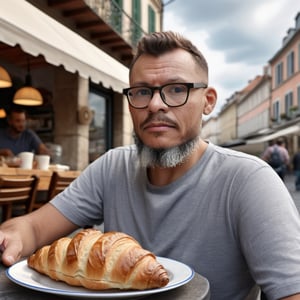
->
[84, 0, 147, 48]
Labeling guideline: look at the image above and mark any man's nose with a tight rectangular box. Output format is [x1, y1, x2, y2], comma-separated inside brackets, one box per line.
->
[147, 90, 168, 111]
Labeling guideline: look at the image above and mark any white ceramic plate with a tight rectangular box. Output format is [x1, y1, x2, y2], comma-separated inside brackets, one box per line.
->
[6, 257, 194, 299]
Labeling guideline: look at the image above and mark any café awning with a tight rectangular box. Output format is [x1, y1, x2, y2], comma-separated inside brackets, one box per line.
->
[246, 124, 300, 144]
[0, 0, 129, 93]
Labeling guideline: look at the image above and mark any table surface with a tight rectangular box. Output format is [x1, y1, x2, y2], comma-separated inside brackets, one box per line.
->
[0, 167, 81, 191]
[0, 261, 210, 300]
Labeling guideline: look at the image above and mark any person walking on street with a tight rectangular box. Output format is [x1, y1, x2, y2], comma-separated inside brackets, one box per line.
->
[262, 138, 290, 180]
[293, 149, 300, 191]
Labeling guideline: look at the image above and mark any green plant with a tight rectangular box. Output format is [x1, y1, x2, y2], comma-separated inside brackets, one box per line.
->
[280, 113, 287, 119]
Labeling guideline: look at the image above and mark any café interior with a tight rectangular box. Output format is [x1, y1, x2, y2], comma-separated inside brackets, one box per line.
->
[0, 0, 135, 222]
[0, 0, 133, 172]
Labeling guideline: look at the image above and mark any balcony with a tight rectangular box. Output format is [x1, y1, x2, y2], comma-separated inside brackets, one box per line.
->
[85, 0, 145, 48]
[25, 0, 147, 67]
[269, 109, 300, 132]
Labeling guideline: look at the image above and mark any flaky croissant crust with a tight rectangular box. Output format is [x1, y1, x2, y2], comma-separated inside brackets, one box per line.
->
[27, 229, 169, 290]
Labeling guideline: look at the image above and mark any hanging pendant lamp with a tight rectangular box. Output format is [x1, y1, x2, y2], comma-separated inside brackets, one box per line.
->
[13, 59, 43, 106]
[0, 108, 6, 118]
[0, 65, 12, 88]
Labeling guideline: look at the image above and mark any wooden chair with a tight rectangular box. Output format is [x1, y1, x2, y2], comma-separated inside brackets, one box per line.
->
[33, 171, 78, 209]
[0, 175, 39, 222]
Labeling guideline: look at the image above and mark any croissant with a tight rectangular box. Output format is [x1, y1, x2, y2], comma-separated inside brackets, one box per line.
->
[27, 228, 169, 290]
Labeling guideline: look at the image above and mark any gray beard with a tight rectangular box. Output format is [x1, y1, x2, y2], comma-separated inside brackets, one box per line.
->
[134, 134, 200, 168]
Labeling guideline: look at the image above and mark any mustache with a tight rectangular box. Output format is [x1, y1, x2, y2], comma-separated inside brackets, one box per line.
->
[140, 113, 177, 128]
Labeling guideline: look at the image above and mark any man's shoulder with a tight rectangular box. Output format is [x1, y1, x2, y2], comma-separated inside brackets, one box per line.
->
[103, 144, 137, 160]
[21, 128, 39, 139]
[0, 127, 10, 139]
[109, 144, 136, 153]
[208, 143, 267, 173]
[23, 128, 36, 134]
[0, 127, 7, 134]
[212, 143, 262, 162]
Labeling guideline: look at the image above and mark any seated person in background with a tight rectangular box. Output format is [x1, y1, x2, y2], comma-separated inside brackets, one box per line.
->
[0, 108, 49, 157]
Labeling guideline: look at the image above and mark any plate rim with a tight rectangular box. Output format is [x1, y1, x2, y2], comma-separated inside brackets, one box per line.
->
[6, 256, 195, 298]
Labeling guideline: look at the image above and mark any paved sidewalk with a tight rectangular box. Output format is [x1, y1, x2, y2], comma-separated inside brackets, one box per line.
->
[285, 173, 300, 211]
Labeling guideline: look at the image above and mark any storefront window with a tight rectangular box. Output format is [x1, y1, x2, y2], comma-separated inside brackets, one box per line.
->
[88, 88, 112, 162]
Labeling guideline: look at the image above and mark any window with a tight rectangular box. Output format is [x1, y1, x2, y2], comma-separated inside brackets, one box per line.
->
[287, 51, 294, 77]
[148, 5, 156, 33]
[273, 100, 280, 121]
[132, 0, 142, 44]
[88, 87, 113, 162]
[285, 91, 293, 117]
[275, 62, 283, 87]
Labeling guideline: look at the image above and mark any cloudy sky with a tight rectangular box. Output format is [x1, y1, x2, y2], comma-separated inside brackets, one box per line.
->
[163, 0, 299, 115]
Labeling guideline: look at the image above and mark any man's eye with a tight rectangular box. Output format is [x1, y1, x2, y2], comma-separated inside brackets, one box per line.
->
[169, 85, 185, 93]
[136, 88, 151, 96]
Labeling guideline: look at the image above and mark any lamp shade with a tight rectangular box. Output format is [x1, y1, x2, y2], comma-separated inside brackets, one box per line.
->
[0, 66, 12, 88]
[0, 109, 6, 118]
[13, 86, 43, 106]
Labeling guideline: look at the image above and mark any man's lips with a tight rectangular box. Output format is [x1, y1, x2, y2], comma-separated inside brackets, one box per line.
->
[143, 121, 175, 132]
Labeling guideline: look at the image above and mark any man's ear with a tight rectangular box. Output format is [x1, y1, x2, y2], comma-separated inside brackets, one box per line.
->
[203, 87, 217, 115]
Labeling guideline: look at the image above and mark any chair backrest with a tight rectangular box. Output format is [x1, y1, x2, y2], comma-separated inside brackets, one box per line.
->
[47, 171, 77, 202]
[0, 175, 39, 222]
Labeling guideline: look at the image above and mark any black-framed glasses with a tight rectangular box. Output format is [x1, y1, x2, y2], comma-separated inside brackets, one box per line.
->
[123, 82, 207, 109]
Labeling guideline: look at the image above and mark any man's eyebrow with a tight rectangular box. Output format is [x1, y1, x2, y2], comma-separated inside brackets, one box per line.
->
[130, 82, 149, 86]
[130, 78, 187, 86]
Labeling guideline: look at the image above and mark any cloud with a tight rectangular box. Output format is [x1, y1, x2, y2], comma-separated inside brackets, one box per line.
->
[163, 0, 299, 114]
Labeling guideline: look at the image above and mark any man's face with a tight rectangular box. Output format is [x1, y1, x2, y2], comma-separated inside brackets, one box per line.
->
[128, 48, 216, 150]
[8, 112, 26, 134]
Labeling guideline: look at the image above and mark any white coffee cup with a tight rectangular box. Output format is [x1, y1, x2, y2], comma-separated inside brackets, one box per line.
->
[19, 152, 34, 169]
[35, 155, 50, 170]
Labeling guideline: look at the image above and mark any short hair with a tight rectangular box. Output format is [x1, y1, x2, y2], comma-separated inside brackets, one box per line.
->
[276, 138, 284, 146]
[129, 31, 208, 78]
[7, 108, 27, 119]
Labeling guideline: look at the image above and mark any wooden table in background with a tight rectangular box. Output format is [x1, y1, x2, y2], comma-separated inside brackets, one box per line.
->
[0, 167, 81, 191]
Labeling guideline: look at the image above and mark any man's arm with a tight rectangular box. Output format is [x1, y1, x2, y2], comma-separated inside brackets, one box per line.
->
[261, 146, 271, 161]
[38, 143, 50, 155]
[0, 203, 78, 266]
[0, 148, 14, 157]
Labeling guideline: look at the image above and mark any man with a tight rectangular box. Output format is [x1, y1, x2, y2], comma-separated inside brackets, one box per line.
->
[0, 108, 49, 157]
[293, 149, 300, 191]
[262, 138, 290, 180]
[1, 32, 300, 300]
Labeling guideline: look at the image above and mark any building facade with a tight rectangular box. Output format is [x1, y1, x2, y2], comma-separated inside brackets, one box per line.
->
[202, 12, 300, 160]
[269, 12, 300, 155]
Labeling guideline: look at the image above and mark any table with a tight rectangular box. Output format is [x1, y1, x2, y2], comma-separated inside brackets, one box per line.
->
[0, 262, 210, 300]
[0, 167, 81, 191]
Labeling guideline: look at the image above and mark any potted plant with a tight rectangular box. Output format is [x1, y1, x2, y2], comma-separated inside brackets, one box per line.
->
[289, 106, 299, 118]
[280, 113, 287, 119]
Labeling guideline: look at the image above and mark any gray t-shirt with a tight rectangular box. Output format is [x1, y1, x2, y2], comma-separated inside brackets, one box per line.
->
[51, 143, 300, 300]
[0, 128, 42, 155]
